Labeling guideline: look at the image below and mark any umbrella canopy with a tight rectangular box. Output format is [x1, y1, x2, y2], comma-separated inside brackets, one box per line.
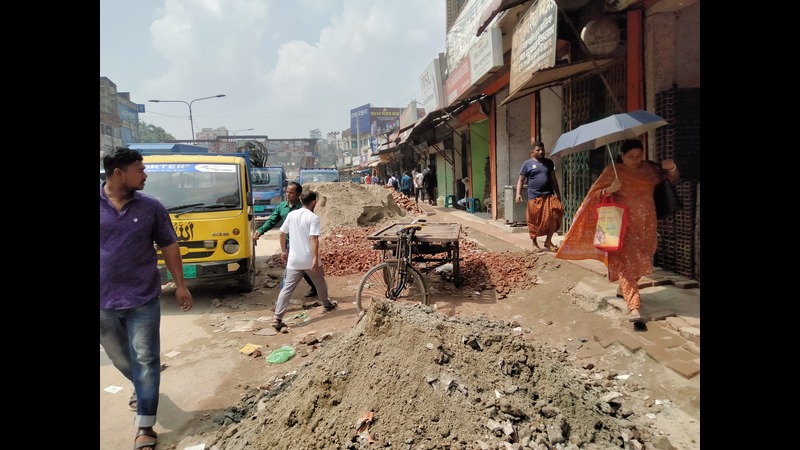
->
[550, 110, 668, 158]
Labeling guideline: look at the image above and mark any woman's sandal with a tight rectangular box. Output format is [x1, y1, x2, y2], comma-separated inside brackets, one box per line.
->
[134, 427, 157, 450]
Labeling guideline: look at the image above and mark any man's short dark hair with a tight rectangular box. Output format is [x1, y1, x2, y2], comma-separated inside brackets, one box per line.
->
[531, 140, 544, 151]
[103, 147, 143, 177]
[301, 190, 317, 206]
[288, 181, 302, 193]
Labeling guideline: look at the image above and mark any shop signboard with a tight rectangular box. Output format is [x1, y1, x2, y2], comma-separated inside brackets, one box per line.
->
[509, 0, 558, 94]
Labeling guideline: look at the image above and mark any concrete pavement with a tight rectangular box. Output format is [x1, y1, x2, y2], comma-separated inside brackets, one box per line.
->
[416, 201, 701, 379]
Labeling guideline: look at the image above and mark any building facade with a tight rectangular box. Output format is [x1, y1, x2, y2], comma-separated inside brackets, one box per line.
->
[99, 77, 141, 160]
[388, 0, 700, 280]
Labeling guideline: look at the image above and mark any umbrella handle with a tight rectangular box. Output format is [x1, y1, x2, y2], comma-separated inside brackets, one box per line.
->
[607, 148, 619, 179]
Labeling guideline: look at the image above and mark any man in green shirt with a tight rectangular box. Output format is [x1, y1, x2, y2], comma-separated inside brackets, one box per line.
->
[253, 181, 318, 297]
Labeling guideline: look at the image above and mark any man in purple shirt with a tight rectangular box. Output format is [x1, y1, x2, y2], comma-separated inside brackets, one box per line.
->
[515, 140, 564, 253]
[100, 147, 193, 450]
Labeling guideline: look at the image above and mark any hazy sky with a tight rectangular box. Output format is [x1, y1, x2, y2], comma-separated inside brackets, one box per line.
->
[100, 0, 446, 140]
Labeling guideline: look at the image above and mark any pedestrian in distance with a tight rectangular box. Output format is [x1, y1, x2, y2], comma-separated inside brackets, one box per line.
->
[401, 170, 413, 197]
[387, 173, 400, 191]
[457, 176, 471, 208]
[410, 168, 419, 200]
[271, 190, 338, 330]
[414, 168, 424, 202]
[100, 147, 194, 450]
[422, 165, 437, 205]
[555, 139, 680, 323]
[515, 140, 564, 253]
[253, 181, 318, 298]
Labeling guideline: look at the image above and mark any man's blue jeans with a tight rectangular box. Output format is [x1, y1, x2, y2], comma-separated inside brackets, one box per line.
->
[100, 297, 161, 428]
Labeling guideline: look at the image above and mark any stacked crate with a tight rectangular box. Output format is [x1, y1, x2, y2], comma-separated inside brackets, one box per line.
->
[654, 180, 697, 279]
[654, 87, 701, 281]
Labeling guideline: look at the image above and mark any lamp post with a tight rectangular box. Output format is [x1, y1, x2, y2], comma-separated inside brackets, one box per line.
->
[228, 128, 254, 152]
[148, 94, 226, 140]
[230, 128, 253, 137]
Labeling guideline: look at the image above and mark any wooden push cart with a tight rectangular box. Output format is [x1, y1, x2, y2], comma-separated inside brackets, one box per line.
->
[366, 222, 463, 286]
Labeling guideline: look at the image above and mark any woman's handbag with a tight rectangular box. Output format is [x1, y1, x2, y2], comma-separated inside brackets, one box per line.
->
[594, 195, 628, 252]
[653, 173, 682, 219]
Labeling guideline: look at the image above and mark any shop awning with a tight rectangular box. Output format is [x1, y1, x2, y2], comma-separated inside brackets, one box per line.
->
[352, 158, 383, 171]
[374, 120, 417, 154]
[476, 0, 531, 36]
[500, 59, 614, 106]
[375, 94, 487, 155]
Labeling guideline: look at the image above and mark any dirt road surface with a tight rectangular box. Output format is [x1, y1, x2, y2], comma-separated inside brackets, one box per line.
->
[100, 183, 699, 449]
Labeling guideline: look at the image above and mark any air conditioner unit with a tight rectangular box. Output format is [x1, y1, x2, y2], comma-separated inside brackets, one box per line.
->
[504, 185, 528, 224]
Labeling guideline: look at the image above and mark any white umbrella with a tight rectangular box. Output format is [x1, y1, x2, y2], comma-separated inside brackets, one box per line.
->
[550, 110, 668, 178]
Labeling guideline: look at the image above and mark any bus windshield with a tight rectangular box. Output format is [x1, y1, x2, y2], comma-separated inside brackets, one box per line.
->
[303, 171, 339, 183]
[252, 168, 283, 191]
[143, 163, 242, 210]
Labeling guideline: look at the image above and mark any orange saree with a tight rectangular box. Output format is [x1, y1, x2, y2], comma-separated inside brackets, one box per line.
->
[555, 162, 661, 283]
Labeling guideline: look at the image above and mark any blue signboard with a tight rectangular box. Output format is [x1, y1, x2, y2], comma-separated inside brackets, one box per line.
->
[350, 103, 371, 137]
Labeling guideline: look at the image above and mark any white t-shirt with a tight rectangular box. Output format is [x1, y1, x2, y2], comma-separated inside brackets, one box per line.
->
[279, 207, 321, 270]
[414, 172, 423, 188]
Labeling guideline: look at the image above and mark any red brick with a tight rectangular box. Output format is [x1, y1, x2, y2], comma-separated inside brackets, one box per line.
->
[678, 315, 700, 328]
[574, 343, 607, 359]
[664, 316, 689, 332]
[594, 329, 624, 348]
[681, 341, 700, 356]
[666, 359, 700, 379]
[616, 332, 643, 352]
[642, 344, 673, 363]
[679, 326, 700, 342]
[669, 346, 697, 361]
[675, 280, 700, 289]
[634, 323, 684, 348]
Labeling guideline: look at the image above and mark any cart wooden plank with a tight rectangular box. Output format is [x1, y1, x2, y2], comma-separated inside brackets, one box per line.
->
[367, 222, 461, 243]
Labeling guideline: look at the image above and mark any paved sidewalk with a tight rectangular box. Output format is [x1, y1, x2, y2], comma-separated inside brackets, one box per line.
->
[415, 201, 701, 379]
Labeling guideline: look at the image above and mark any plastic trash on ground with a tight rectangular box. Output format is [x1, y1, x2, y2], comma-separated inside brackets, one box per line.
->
[435, 263, 453, 273]
[266, 345, 296, 364]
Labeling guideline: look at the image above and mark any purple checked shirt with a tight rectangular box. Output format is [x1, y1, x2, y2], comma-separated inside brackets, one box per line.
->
[100, 183, 177, 310]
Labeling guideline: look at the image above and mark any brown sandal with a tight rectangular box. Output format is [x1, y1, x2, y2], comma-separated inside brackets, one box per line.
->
[134, 427, 157, 450]
[270, 318, 284, 330]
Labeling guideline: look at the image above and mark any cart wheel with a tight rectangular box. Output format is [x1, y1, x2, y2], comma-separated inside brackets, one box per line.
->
[355, 262, 430, 316]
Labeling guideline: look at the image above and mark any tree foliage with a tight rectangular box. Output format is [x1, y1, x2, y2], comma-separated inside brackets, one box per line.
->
[138, 121, 175, 142]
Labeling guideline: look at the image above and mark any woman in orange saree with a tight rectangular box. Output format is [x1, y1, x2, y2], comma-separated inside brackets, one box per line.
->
[555, 139, 679, 322]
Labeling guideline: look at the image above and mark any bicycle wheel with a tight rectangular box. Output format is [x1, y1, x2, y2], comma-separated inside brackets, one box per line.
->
[355, 262, 429, 316]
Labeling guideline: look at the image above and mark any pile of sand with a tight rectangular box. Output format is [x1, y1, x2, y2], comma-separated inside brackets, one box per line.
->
[302, 181, 415, 236]
[206, 300, 662, 450]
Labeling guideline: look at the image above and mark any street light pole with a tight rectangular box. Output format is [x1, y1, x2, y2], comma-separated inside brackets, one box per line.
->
[148, 94, 226, 140]
[228, 128, 254, 152]
[230, 128, 254, 137]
